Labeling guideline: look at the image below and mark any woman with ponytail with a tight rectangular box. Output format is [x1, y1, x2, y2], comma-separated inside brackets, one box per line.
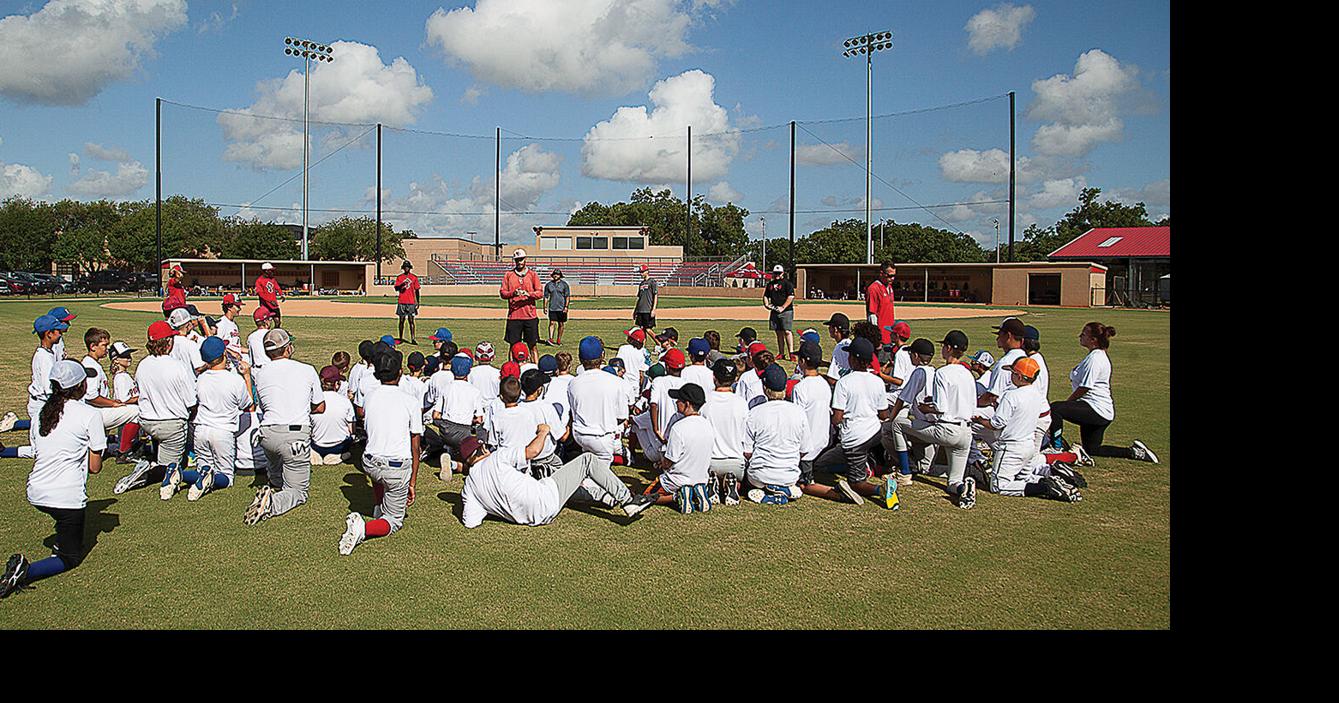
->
[2, 361, 106, 598]
[1047, 322, 1159, 464]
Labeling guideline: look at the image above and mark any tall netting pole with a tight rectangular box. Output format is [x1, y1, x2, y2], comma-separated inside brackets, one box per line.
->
[376, 122, 382, 281]
[495, 126, 501, 261]
[686, 125, 692, 256]
[155, 97, 162, 293]
[1008, 90, 1016, 262]
[789, 120, 796, 281]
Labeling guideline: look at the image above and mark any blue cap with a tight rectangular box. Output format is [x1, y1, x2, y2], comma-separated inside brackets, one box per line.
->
[607, 357, 625, 370]
[761, 363, 789, 392]
[47, 306, 75, 322]
[602, 365, 619, 375]
[33, 314, 69, 334]
[579, 335, 603, 361]
[379, 335, 398, 346]
[200, 336, 227, 363]
[538, 354, 558, 374]
[687, 338, 711, 358]
[450, 355, 473, 377]
[800, 330, 821, 344]
[430, 327, 453, 342]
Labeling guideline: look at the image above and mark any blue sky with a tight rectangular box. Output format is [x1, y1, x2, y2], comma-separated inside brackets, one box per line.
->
[0, 0, 1170, 248]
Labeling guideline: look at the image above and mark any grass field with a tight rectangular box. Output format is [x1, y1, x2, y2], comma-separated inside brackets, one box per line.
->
[0, 297, 1169, 628]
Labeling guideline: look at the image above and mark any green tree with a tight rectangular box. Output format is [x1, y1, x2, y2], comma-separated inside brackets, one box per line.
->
[52, 225, 112, 275]
[0, 197, 57, 271]
[310, 216, 406, 262]
[1012, 187, 1157, 261]
[106, 197, 223, 270]
[873, 220, 988, 264]
[221, 218, 301, 260]
[797, 219, 868, 264]
[566, 187, 748, 258]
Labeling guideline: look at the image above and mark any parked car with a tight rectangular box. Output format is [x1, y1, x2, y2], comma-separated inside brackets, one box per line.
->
[30, 273, 75, 294]
[10, 272, 53, 294]
[126, 272, 159, 292]
[76, 269, 131, 293]
[0, 271, 30, 295]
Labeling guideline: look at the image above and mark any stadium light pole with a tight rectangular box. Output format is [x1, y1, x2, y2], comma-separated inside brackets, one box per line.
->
[282, 36, 335, 260]
[842, 30, 892, 265]
[991, 218, 1001, 263]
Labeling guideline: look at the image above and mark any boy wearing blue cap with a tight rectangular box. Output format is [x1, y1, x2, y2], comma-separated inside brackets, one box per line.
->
[169, 337, 252, 501]
[0, 315, 68, 460]
[681, 338, 715, 391]
[566, 336, 629, 462]
[47, 307, 76, 361]
[428, 354, 485, 482]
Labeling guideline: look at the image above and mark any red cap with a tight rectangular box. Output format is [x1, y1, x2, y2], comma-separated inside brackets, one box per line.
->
[500, 361, 521, 379]
[319, 365, 343, 383]
[223, 293, 243, 307]
[639, 264, 649, 272]
[625, 327, 646, 342]
[510, 341, 529, 362]
[252, 307, 273, 323]
[747, 341, 768, 357]
[892, 321, 911, 339]
[147, 321, 178, 341]
[662, 348, 686, 370]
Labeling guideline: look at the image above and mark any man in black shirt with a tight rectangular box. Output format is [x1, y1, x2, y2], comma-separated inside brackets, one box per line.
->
[763, 264, 796, 361]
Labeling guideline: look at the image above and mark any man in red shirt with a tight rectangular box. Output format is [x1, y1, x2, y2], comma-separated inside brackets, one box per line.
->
[255, 262, 285, 328]
[393, 260, 421, 345]
[162, 263, 187, 318]
[499, 248, 541, 348]
[866, 260, 897, 345]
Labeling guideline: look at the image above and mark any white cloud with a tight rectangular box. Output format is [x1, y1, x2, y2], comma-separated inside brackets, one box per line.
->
[708, 181, 742, 203]
[1028, 177, 1086, 209]
[938, 148, 1040, 183]
[68, 160, 149, 198]
[1029, 50, 1139, 156]
[0, 0, 187, 105]
[84, 142, 132, 162]
[1099, 178, 1170, 208]
[425, 0, 702, 96]
[795, 142, 862, 166]
[488, 143, 563, 209]
[966, 4, 1035, 55]
[460, 86, 483, 105]
[195, 2, 239, 34]
[581, 70, 738, 183]
[943, 190, 1009, 223]
[1, 160, 53, 198]
[219, 41, 434, 170]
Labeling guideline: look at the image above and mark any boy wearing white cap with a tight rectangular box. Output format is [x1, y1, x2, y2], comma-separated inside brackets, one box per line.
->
[166, 307, 207, 375]
[244, 327, 325, 525]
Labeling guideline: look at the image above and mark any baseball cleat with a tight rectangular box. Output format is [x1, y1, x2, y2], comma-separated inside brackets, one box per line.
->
[1044, 476, 1082, 503]
[323, 453, 344, 465]
[1131, 440, 1159, 464]
[187, 468, 215, 501]
[338, 512, 366, 556]
[1071, 443, 1095, 467]
[309, 450, 323, 466]
[1, 553, 28, 598]
[1049, 462, 1088, 489]
[958, 477, 977, 510]
[674, 486, 694, 514]
[243, 487, 272, 526]
[0, 412, 18, 433]
[691, 483, 712, 513]
[160, 464, 182, 500]
[722, 475, 741, 505]
[746, 488, 766, 504]
[881, 481, 901, 511]
[113, 459, 154, 494]
[896, 471, 913, 488]
[622, 493, 656, 518]
[705, 477, 721, 506]
[835, 479, 865, 506]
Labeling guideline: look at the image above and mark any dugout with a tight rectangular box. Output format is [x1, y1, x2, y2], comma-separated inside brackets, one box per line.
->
[796, 261, 1107, 307]
[160, 258, 373, 295]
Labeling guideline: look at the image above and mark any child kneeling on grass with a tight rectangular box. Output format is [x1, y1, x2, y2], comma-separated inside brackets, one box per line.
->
[648, 383, 714, 514]
[163, 337, 252, 502]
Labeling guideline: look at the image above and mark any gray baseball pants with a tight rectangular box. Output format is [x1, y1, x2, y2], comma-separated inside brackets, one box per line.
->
[900, 419, 972, 490]
[708, 457, 745, 480]
[259, 425, 312, 518]
[363, 454, 411, 534]
[547, 453, 633, 508]
[193, 425, 238, 481]
[140, 418, 189, 468]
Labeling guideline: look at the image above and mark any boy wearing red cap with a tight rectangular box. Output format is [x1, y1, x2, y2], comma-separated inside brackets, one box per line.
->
[247, 306, 275, 369]
[616, 327, 650, 394]
[216, 293, 245, 367]
[162, 263, 187, 318]
[114, 321, 197, 495]
[511, 341, 537, 376]
[630, 348, 686, 464]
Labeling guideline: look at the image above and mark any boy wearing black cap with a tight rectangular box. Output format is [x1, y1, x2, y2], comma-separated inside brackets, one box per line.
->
[520, 368, 570, 479]
[823, 313, 852, 385]
[348, 340, 376, 401]
[881, 338, 937, 487]
[650, 383, 714, 513]
[734, 327, 758, 356]
[743, 363, 810, 505]
[898, 330, 980, 509]
[790, 341, 838, 499]
[811, 337, 897, 507]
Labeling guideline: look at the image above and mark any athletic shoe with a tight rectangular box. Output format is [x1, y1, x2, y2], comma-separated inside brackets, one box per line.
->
[958, 477, 977, 510]
[323, 452, 344, 465]
[1071, 443, 1095, 467]
[187, 468, 215, 502]
[760, 492, 788, 506]
[438, 461, 453, 483]
[622, 493, 656, 518]
[159, 464, 182, 500]
[338, 512, 366, 556]
[309, 449, 323, 465]
[113, 459, 155, 494]
[880, 481, 901, 511]
[746, 488, 766, 504]
[1, 554, 28, 598]
[1131, 440, 1159, 464]
[966, 460, 990, 486]
[243, 486, 272, 526]
[690, 483, 711, 513]
[674, 486, 694, 514]
[1049, 461, 1088, 489]
[0, 412, 18, 433]
[765, 484, 802, 501]
[705, 477, 721, 506]
[1044, 476, 1082, 503]
[722, 475, 741, 506]
[835, 479, 865, 506]
[895, 471, 913, 488]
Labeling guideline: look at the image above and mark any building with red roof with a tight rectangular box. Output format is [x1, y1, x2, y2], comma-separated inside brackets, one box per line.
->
[1049, 226, 1170, 306]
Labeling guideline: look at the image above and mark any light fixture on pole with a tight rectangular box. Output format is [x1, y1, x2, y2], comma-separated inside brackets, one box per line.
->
[991, 218, 1001, 263]
[842, 30, 893, 265]
[282, 36, 335, 260]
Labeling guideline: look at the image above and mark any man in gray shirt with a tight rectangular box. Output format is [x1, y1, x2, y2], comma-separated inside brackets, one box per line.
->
[543, 269, 570, 346]
[634, 264, 658, 333]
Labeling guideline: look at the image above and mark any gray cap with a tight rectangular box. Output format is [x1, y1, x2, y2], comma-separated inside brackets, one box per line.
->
[262, 327, 293, 351]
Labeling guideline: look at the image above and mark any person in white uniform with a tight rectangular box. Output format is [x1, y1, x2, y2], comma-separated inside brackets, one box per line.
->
[1047, 321, 1159, 464]
[742, 363, 810, 505]
[467, 342, 502, 401]
[681, 338, 716, 391]
[649, 383, 714, 514]
[699, 360, 748, 506]
[616, 328, 650, 395]
[631, 348, 687, 465]
[79, 327, 139, 436]
[244, 328, 326, 526]
[312, 365, 356, 465]
[429, 354, 486, 481]
[0, 315, 69, 461]
[166, 307, 206, 375]
[881, 338, 937, 488]
[567, 337, 630, 462]
[898, 330, 980, 509]
[246, 307, 276, 369]
[811, 337, 897, 507]
[971, 356, 1079, 503]
[115, 320, 198, 495]
[169, 336, 252, 502]
[214, 294, 245, 368]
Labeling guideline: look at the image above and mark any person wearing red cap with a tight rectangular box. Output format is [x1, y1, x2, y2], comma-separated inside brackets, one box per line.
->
[254, 262, 284, 328]
[500, 248, 542, 349]
[630, 348, 686, 464]
[866, 260, 897, 345]
[113, 320, 197, 495]
[733, 343, 769, 408]
[247, 306, 276, 369]
[216, 293, 245, 367]
[162, 263, 187, 318]
[510, 341, 537, 376]
[616, 327, 650, 394]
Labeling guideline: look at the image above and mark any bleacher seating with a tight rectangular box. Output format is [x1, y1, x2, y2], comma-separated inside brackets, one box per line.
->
[429, 256, 744, 287]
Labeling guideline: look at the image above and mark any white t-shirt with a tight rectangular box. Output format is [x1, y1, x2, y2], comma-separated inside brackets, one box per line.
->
[113, 370, 138, 403]
[984, 348, 1027, 399]
[832, 368, 888, 447]
[363, 384, 423, 460]
[27, 401, 105, 510]
[312, 390, 355, 447]
[744, 400, 810, 487]
[468, 364, 501, 401]
[352, 371, 382, 408]
[216, 316, 241, 355]
[253, 358, 323, 426]
[568, 367, 629, 436]
[733, 369, 766, 409]
[887, 348, 913, 403]
[616, 344, 649, 389]
[521, 398, 565, 461]
[170, 333, 204, 374]
[433, 377, 485, 425]
[399, 375, 429, 412]
[348, 361, 370, 397]
[545, 374, 573, 425]
[194, 369, 251, 432]
[135, 354, 198, 421]
[661, 414, 713, 491]
[681, 364, 715, 393]
[1071, 348, 1114, 421]
[699, 390, 749, 460]
[246, 328, 270, 368]
[484, 404, 537, 451]
[81, 355, 110, 402]
[989, 384, 1050, 442]
[790, 375, 834, 460]
[649, 375, 687, 437]
[930, 363, 977, 424]
[461, 446, 561, 528]
[28, 346, 58, 402]
[1028, 351, 1050, 402]
[898, 365, 937, 422]
[52, 337, 66, 361]
[825, 338, 852, 380]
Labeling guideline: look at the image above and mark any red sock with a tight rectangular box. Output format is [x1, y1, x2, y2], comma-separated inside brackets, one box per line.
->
[1044, 451, 1078, 465]
[119, 422, 140, 453]
[364, 519, 391, 538]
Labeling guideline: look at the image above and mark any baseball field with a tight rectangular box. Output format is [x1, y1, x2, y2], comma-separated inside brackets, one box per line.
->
[0, 294, 1170, 629]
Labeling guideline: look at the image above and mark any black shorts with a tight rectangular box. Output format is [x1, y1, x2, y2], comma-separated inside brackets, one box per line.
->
[635, 312, 655, 329]
[396, 302, 419, 318]
[813, 431, 880, 483]
[548, 310, 568, 323]
[34, 504, 87, 571]
[505, 318, 540, 347]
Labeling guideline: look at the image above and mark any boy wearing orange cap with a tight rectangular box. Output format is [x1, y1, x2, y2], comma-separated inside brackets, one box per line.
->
[971, 357, 1078, 502]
